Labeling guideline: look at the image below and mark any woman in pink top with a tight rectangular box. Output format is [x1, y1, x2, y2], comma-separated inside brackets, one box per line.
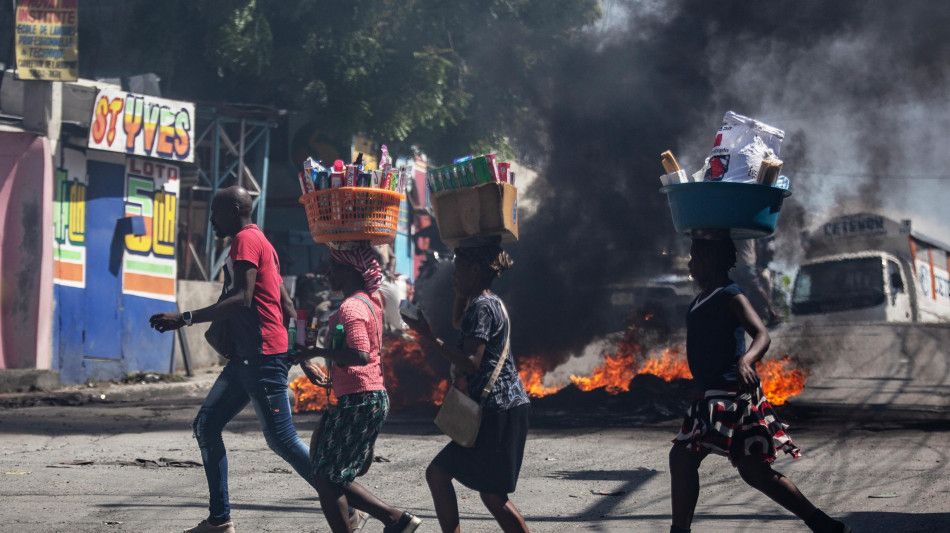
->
[293, 246, 421, 533]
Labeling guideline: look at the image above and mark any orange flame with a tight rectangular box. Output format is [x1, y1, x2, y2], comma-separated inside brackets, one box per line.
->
[569, 352, 641, 394]
[517, 356, 563, 397]
[516, 341, 806, 406]
[291, 331, 807, 410]
[291, 332, 449, 412]
[289, 371, 336, 413]
[637, 347, 693, 382]
[758, 355, 808, 405]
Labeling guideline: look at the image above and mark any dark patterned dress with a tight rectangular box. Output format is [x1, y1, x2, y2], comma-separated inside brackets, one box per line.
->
[312, 390, 389, 486]
[432, 293, 531, 494]
[673, 283, 801, 465]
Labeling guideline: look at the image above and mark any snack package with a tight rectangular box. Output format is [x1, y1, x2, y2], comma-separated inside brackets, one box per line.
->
[703, 111, 785, 183]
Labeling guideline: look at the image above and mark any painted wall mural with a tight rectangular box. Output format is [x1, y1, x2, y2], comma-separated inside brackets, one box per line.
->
[122, 158, 178, 302]
[53, 148, 86, 288]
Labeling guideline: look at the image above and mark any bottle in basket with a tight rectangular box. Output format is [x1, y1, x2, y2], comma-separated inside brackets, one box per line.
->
[380, 145, 392, 176]
[331, 160, 345, 188]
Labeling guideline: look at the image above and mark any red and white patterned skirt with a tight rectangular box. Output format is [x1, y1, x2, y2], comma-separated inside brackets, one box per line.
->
[673, 386, 802, 465]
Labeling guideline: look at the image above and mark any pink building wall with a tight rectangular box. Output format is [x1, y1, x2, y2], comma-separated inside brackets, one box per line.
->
[0, 131, 53, 369]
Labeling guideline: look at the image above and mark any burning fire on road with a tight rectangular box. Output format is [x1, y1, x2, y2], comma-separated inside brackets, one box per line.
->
[290, 330, 807, 412]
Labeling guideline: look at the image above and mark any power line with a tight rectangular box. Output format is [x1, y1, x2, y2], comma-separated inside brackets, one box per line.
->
[793, 170, 950, 181]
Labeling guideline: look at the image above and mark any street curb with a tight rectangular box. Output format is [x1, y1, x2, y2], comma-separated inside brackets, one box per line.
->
[0, 369, 61, 394]
[0, 367, 223, 408]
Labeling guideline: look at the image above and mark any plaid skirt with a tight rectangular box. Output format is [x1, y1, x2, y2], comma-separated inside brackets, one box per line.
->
[672, 386, 801, 465]
[312, 390, 389, 486]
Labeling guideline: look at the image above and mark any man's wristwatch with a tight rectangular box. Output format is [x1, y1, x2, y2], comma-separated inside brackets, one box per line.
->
[182, 311, 193, 327]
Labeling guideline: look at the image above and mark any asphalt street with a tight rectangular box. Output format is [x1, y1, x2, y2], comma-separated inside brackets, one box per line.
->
[1, 369, 948, 533]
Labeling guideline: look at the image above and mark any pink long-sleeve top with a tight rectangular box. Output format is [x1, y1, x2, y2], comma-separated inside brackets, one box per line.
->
[328, 291, 386, 396]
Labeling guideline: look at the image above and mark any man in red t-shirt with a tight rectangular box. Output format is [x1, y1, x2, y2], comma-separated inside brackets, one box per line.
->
[149, 186, 320, 533]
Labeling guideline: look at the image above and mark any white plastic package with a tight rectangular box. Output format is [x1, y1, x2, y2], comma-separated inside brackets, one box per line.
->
[703, 111, 785, 183]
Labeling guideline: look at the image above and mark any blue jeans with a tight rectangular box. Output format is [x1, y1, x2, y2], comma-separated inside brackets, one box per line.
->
[192, 354, 314, 521]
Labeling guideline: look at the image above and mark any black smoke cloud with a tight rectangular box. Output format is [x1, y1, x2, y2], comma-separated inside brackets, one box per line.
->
[437, 1, 950, 360]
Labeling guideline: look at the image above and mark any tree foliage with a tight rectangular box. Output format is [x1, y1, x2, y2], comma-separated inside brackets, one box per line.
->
[117, 0, 601, 162]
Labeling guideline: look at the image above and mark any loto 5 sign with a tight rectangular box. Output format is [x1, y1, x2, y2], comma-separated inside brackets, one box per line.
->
[88, 88, 195, 163]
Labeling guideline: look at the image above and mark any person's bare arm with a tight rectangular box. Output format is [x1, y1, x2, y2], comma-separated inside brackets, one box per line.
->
[403, 314, 483, 373]
[727, 293, 771, 393]
[149, 260, 257, 332]
[280, 283, 295, 326]
[291, 344, 370, 367]
[299, 359, 329, 386]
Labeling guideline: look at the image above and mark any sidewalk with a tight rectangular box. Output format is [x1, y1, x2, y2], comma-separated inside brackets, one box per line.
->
[0, 366, 223, 408]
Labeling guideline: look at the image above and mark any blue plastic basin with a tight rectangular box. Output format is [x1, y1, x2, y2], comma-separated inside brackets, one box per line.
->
[659, 181, 792, 239]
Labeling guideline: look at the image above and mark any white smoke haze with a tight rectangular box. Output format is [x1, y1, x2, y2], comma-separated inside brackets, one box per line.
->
[667, 2, 950, 264]
[542, 336, 617, 387]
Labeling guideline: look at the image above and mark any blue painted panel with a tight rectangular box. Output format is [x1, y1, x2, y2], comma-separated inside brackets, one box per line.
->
[122, 294, 175, 374]
[81, 160, 126, 380]
[56, 158, 177, 383]
[394, 231, 413, 282]
[53, 283, 86, 384]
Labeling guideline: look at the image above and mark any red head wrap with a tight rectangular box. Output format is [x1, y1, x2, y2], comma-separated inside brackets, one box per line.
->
[329, 247, 383, 293]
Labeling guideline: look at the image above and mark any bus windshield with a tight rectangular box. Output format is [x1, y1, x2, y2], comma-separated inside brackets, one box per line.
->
[792, 257, 885, 315]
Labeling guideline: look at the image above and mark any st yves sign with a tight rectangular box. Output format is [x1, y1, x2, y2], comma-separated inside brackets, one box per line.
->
[87, 88, 195, 163]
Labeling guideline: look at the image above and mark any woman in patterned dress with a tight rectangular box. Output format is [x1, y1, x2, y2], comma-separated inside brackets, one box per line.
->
[669, 235, 850, 533]
[293, 246, 421, 533]
[404, 242, 532, 533]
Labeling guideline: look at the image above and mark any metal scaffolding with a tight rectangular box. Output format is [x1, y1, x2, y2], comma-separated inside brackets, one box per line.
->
[184, 106, 279, 281]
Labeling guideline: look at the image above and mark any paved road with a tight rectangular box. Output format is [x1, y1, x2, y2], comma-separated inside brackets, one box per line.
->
[1, 377, 948, 532]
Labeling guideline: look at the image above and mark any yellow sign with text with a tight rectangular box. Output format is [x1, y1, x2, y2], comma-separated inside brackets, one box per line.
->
[15, 0, 79, 81]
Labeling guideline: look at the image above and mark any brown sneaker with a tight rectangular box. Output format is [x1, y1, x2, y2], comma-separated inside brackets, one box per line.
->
[183, 519, 235, 533]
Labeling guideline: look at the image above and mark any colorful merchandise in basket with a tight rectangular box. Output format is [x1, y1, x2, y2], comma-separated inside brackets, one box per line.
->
[296, 144, 409, 195]
[425, 153, 515, 193]
[297, 145, 404, 245]
[658, 111, 791, 239]
[427, 153, 519, 248]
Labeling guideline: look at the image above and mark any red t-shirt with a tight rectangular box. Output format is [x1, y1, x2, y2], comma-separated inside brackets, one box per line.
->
[224, 224, 286, 356]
